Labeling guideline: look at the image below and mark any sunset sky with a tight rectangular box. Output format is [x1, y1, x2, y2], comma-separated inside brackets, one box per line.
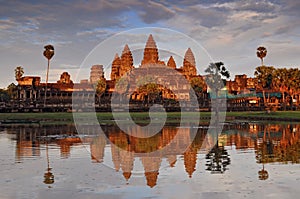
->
[1, 0, 299, 88]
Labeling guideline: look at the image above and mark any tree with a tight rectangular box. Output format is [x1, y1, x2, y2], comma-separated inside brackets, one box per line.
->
[15, 66, 24, 81]
[254, 66, 275, 106]
[7, 83, 17, 99]
[190, 76, 207, 94]
[95, 78, 106, 103]
[256, 46, 267, 66]
[137, 76, 160, 105]
[205, 62, 230, 143]
[43, 44, 54, 106]
[205, 62, 230, 105]
[287, 68, 300, 107]
[205, 141, 230, 174]
[273, 68, 288, 110]
[0, 89, 10, 102]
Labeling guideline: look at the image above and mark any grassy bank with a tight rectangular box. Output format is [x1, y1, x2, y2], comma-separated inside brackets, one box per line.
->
[0, 111, 300, 125]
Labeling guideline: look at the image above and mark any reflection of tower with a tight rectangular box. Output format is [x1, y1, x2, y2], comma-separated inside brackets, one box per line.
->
[120, 149, 134, 181]
[44, 138, 54, 186]
[15, 128, 40, 162]
[110, 142, 121, 171]
[183, 147, 197, 178]
[166, 155, 177, 167]
[90, 135, 106, 163]
[120, 44, 134, 77]
[141, 156, 162, 188]
[90, 65, 104, 84]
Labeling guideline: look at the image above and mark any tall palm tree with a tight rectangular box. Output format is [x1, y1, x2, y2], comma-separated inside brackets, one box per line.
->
[15, 66, 24, 81]
[256, 46, 267, 66]
[273, 68, 288, 110]
[254, 66, 275, 107]
[43, 45, 54, 106]
[205, 62, 230, 143]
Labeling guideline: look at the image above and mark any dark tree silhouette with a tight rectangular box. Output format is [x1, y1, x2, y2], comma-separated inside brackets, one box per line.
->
[256, 46, 267, 66]
[15, 66, 24, 81]
[43, 45, 54, 106]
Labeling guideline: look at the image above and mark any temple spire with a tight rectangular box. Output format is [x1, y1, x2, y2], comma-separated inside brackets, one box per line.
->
[167, 56, 176, 69]
[111, 53, 121, 81]
[120, 44, 134, 77]
[141, 34, 159, 66]
[145, 34, 157, 49]
[182, 48, 197, 79]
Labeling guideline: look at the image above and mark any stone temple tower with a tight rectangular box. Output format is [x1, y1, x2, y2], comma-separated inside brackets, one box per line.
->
[90, 65, 104, 84]
[111, 53, 121, 81]
[182, 48, 197, 79]
[120, 44, 134, 77]
[167, 56, 176, 69]
[141, 34, 159, 66]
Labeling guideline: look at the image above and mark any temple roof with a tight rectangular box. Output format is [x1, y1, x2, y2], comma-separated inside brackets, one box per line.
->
[114, 53, 120, 60]
[122, 44, 131, 54]
[184, 48, 196, 66]
[145, 34, 157, 49]
[167, 56, 176, 69]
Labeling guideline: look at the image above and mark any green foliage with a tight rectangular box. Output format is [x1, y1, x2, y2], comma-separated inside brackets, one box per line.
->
[190, 77, 206, 93]
[115, 77, 129, 94]
[254, 66, 275, 89]
[137, 76, 160, 96]
[0, 89, 10, 102]
[7, 83, 17, 99]
[95, 78, 106, 96]
[15, 66, 24, 80]
[205, 62, 230, 93]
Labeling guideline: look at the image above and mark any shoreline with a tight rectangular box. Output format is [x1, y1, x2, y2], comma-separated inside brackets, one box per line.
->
[0, 111, 300, 126]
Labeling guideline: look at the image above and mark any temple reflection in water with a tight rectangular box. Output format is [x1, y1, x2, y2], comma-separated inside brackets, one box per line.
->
[7, 122, 300, 187]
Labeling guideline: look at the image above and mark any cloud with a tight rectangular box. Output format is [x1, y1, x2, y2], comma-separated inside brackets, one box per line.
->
[0, 0, 300, 87]
[137, 1, 176, 23]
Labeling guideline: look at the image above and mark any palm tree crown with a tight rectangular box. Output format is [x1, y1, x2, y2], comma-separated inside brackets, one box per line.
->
[256, 46, 267, 66]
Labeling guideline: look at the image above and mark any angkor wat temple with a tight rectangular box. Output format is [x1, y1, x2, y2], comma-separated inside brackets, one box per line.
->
[1, 35, 298, 112]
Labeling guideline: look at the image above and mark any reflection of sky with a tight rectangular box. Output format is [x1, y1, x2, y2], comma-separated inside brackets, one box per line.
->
[1, 1, 300, 88]
[1, 125, 300, 198]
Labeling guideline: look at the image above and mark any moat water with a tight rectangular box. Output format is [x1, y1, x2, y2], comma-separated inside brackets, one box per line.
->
[0, 122, 300, 199]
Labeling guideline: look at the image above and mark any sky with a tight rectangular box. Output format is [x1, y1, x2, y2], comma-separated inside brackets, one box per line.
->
[0, 0, 300, 88]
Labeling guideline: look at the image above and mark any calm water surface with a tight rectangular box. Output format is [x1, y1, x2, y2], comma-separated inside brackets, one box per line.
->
[1, 122, 300, 199]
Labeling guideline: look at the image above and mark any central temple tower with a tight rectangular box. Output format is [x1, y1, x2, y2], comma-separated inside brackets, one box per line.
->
[141, 34, 159, 66]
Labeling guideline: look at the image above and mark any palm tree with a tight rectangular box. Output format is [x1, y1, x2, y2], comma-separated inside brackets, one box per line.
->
[205, 62, 230, 144]
[273, 68, 288, 110]
[287, 68, 300, 108]
[254, 66, 275, 107]
[43, 44, 54, 107]
[205, 62, 230, 113]
[256, 46, 267, 66]
[15, 66, 24, 81]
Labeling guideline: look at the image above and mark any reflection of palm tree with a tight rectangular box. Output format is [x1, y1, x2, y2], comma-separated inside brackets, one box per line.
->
[258, 164, 269, 180]
[43, 45, 54, 107]
[43, 139, 54, 185]
[205, 140, 230, 174]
